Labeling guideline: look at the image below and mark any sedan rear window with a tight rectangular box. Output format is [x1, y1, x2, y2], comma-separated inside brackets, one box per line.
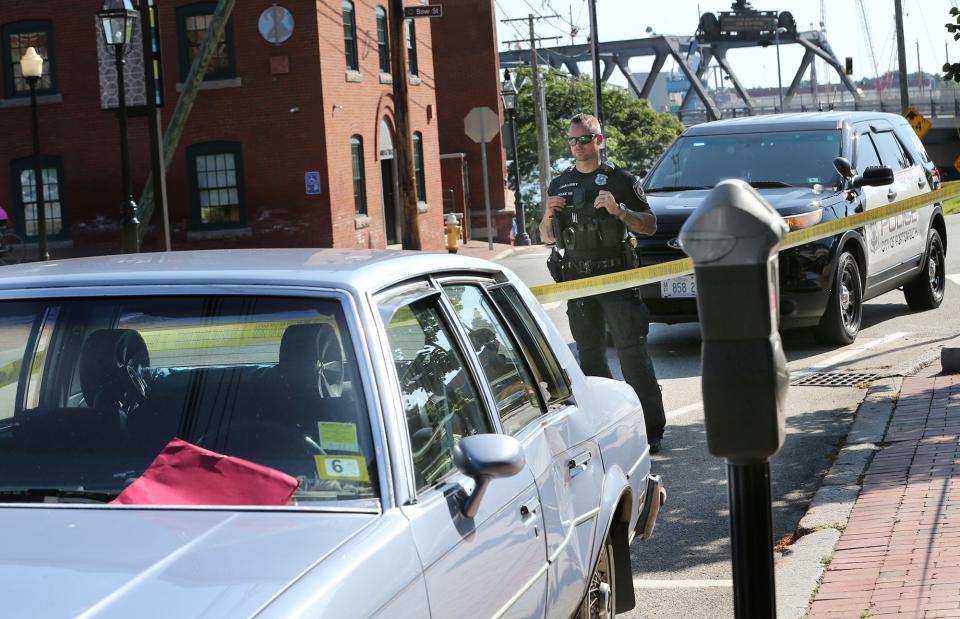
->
[0, 296, 378, 507]
[646, 130, 843, 190]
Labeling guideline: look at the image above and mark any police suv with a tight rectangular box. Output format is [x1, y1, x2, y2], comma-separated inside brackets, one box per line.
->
[638, 111, 947, 345]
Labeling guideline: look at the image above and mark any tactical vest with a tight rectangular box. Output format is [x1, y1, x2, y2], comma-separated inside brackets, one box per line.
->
[551, 186, 629, 261]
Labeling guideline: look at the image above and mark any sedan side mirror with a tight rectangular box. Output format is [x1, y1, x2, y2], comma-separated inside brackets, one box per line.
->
[833, 157, 853, 179]
[453, 434, 525, 519]
[852, 165, 894, 188]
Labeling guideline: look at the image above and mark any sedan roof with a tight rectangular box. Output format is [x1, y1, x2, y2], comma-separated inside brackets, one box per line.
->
[683, 111, 908, 135]
[0, 249, 501, 296]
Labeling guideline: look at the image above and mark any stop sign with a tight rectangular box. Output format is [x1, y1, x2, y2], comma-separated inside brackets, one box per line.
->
[464, 106, 500, 144]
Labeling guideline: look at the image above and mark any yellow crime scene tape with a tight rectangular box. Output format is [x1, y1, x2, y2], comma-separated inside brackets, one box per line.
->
[530, 180, 960, 305]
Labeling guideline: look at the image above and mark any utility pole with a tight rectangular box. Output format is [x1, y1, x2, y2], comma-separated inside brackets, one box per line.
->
[894, 0, 909, 111]
[389, 0, 421, 250]
[137, 0, 235, 243]
[139, 0, 170, 251]
[501, 16, 560, 223]
[916, 40, 923, 95]
[587, 0, 603, 125]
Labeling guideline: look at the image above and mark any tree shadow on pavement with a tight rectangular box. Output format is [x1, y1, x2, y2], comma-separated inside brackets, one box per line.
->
[630, 402, 855, 577]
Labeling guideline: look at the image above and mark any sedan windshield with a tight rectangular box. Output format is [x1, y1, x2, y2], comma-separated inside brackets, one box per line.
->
[645, 130, 843, 191]
[0, 296, 378, 508]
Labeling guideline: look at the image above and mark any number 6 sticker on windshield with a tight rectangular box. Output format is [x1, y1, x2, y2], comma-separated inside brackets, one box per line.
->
[315, 455, 370, 481]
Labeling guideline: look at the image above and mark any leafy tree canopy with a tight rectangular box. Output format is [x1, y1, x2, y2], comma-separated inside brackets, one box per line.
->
[507, 67, 684, 198]
[944, 7, 960, 81]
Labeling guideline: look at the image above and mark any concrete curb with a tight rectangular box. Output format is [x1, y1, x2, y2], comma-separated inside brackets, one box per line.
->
[775, 375, 904, 619]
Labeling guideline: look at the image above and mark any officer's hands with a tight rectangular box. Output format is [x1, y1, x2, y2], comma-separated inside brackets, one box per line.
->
[544, 195, 566, 220]
[595, 190, 620, 215]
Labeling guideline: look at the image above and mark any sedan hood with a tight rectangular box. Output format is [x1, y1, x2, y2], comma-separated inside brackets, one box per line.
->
[0, 506, 377, 618]
[646, 186, 836, 216]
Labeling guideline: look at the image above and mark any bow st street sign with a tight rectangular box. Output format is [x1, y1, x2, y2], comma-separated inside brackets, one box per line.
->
[403, 5, 442, 18]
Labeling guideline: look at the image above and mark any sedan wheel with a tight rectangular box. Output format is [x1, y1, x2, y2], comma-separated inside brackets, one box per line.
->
[904, 229, 946, 311]
[580, 537, 616, 619]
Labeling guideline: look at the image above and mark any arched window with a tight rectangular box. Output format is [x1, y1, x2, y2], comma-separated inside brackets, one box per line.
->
[342, 1, 358, 71]
[412, 132, 426, 202]
[376, 7, 390, 74]
[351, 136, 367, 215]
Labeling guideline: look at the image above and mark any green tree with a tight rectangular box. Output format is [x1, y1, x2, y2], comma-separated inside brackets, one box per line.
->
[507, 67, 684, 237]
[945, 7, 960, 81]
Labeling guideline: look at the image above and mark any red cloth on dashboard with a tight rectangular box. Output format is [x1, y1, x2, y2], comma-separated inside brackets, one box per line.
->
[111, 438, 300, 506]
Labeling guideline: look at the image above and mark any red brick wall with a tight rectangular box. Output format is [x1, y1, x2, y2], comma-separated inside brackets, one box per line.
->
[0, 0, 443, 256]
[431, 0, 511, 243]
[316, 0, 442, 250]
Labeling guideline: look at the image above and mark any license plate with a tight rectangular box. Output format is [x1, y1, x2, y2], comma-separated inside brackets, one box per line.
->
[660, 275, 697, 298]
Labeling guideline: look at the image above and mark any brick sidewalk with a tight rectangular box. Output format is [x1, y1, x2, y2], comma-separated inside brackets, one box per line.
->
[808, 363, 960, 618]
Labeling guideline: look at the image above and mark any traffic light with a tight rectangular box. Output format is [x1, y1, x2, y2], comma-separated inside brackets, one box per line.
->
[845, 57, 853, 75]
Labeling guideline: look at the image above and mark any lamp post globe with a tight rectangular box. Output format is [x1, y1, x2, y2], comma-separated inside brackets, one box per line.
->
[20, 46, 50, 261]
[98, 0, 140, 254]
[501, 69, 530, 246]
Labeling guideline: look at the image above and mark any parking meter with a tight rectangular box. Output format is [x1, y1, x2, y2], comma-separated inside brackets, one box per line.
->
[678, 179, 789, 619]
[679, 179, 789, 460]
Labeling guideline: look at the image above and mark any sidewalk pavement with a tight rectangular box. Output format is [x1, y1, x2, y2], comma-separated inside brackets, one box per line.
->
[806, 362, 960, 618]
[442, 239, 543, 262]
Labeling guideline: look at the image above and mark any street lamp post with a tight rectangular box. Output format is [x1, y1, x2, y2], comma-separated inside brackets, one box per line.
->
[98, 0, 140, 254]
[501, 70, 530, 246]
[774, 26, 787, 112]
[20, 47, 50, 261]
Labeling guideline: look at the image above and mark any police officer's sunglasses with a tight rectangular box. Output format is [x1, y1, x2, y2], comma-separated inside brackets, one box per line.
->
[566, 134, 597, 146]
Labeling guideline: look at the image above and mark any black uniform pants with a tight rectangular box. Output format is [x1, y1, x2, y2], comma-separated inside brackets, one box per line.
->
[567, 289, 666, 441]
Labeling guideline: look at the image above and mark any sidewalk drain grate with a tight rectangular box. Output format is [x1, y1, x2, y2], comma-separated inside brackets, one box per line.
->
[791, 372, 880, 387]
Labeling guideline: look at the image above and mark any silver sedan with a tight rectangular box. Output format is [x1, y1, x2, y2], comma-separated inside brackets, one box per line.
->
[0, 249, 664, 618]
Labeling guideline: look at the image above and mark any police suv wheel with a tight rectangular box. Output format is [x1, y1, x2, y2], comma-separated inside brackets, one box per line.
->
[903, 229, 945, 311]
[814, 252, 862, 346]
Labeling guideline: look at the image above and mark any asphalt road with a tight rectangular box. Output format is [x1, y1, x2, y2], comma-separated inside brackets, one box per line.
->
[497, 214, 960, 619]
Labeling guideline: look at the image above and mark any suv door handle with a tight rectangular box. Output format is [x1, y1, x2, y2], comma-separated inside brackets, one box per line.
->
[887, 189, 898, 200]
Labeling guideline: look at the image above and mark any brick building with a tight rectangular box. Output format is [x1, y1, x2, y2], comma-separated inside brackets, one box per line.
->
[0, 0, 445, 257]
[431, 0, 515, 243]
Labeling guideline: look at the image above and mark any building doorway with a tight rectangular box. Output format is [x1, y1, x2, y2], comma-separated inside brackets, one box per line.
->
[379, 119, 401, 246]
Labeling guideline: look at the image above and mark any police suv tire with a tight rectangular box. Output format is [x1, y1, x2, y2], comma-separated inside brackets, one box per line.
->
[814, 252, 863, 346]
[903, 229, 946, 311]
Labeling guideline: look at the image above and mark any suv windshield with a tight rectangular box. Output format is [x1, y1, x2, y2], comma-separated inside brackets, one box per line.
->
[645, 130, 843, 191]
[0, 296, 378, 508]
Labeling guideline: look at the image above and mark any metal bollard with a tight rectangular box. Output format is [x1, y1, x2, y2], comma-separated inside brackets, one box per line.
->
[679, 179, 790, 619]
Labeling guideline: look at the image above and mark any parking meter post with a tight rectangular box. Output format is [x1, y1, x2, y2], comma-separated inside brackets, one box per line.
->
[679, 179, 789, 619]
[728, 460, 776, 617]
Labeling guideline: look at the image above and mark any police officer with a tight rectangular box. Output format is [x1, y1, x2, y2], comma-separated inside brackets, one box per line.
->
[539, 113, 667, 452]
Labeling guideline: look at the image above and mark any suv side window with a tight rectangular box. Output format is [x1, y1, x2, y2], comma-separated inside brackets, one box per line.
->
[872, 131, 912, 170]
[487, 285, 572, 407]
[855, 134, 882, 171]
[443, 284, 543, 436]
[383, 297, 493, 491]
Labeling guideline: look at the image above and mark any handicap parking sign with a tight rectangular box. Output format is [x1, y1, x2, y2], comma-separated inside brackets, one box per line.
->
[305, 171, 321, 195]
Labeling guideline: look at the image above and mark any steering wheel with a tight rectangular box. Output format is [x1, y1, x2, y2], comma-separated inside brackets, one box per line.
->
[314, 327, 346, 398]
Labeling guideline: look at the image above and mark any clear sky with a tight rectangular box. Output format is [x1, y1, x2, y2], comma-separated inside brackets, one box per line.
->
[495, 0, 960, 89]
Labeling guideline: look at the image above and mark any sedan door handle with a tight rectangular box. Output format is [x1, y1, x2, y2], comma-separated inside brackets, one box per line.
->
[567, 451, 592, 478]
[918, 177, 927, 189]
[887, 189, 898, 201]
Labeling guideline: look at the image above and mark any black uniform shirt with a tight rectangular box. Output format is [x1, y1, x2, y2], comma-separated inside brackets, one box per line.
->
[547, 161, 650, 212]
